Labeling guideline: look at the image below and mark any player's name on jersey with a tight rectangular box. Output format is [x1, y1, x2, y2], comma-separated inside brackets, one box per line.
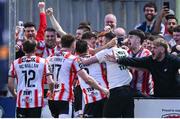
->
[19, 63, 39, 69]
[49, 57, 65, 62]
[22, 57, 36, 62]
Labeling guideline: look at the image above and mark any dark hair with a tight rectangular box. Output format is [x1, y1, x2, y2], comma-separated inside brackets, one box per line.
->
[22, 39, 37, 54]
[173, 25, 180, 32]
[166, 15, 178, 23]
[81, 31, 97, 40]
[143, 2, 157, 12]
[129, 29, 145, 44]
[144, 32, 151, 39]
[77, 23, 91, 32]
[24, 22, 36, 29]
[149, 35, 156, 41]
[104, 31, 116, 41]
[75, 40, 88, 54]
[45, 27, 56, 32]
[61, 34, 75, 48]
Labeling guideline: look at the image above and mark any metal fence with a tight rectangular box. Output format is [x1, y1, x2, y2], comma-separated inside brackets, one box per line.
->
[15, 0, 176, 33]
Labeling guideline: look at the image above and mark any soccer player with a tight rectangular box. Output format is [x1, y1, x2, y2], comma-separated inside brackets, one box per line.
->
[8, 39, 54, 118]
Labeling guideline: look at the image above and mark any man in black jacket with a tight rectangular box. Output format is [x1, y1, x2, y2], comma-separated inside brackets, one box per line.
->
[106, 37, 180, 97]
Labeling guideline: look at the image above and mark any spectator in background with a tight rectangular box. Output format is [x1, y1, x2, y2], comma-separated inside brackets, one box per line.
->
[114, 27, 129, 50]
[8, 39, 54, 118]
[164, 10, 176, 34]
[114, 27, 126, 38]
[127, 30, 154, 97]
[106, 37, 180, 97]
[164, 15, 178, 47]
[153, 5, 178, 47]
[142, 33, 155, 52]
[104, 14, 117, 31]
[172, 25, 180, 56]
[135, 2, 165, 35]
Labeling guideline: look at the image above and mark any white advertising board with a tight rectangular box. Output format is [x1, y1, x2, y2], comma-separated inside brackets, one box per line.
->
[134, 99, 180, 118]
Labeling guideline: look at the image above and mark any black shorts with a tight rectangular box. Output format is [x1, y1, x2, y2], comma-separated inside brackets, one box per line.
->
[73, 85, 83, 112]
[16, 107, 42, 118]
[103, 85, 134, 118]
[83, 98, 107, 118]
[48, 100, 72, 118]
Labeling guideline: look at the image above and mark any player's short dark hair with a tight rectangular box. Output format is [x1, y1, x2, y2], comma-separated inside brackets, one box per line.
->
[75, 40, 88, 54]
[61, 34, 75, 48]
[129, 29, 145, 44]
[24, 22, 36, 29]
[45, 27, 56, 32]
[22, 39, 37, 54]
[166, 15, 178, 23]
[143, 2, 157, 12]
[81, 31, 97, 40]
[104, 31, 116, 41]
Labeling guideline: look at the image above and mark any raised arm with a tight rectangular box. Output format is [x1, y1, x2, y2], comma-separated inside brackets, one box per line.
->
[153, 7, 168, 34]
[81, 55, 99, 65]
[36, 2, 47, 41]
[46, 8, 67, 36]
[105, 52, 150, 69]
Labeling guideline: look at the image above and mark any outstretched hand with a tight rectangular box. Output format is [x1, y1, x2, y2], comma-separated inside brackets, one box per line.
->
[46, 8, 53, 16]
[102, 88, 110, 98]
[159, 6, 169, 18]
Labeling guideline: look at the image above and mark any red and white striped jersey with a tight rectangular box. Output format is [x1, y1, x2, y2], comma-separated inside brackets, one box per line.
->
[8, 56, 50, 108]
[128, 48, 154, 96]
[78, 55, 108, 104]
[36, 41, 61, 58]
[47, 51, 82, 102]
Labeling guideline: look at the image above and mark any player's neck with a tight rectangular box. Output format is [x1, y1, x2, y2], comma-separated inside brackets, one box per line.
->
[132, 46, 141, 55]
[25, 53, 35, 57]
